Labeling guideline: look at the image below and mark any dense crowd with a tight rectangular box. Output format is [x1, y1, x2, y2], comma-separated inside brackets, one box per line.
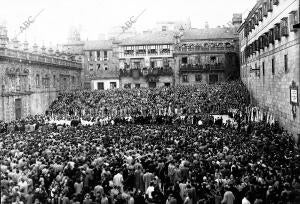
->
[48, 81, 250, 121]
[1, 81, 300, 204]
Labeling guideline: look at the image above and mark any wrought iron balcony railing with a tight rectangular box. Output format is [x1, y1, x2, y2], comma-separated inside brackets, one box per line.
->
[119, 67, 173, 77]
[179, 64, 225, 73]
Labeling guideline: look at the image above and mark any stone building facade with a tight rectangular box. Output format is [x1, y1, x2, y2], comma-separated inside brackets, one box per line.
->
[83, 40, 120, 90]
[238, 0, 300, 140]
[0, 26, 82, 122]
[173, 26, 241, 85]
[118, 31, 175, 88]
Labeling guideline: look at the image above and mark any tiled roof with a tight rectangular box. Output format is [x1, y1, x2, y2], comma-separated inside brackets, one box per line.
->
[84, 40, 113, 50]
[120, 31, 175, 46]
[182, 28, 237, 41]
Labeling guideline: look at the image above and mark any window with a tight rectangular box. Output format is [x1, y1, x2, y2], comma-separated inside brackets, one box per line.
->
[264, 33, 269, 47]
[272, 57, 275, 75]
[262, 62, 265, 76]
[97, 82, 104, 90]
[36, 74, 40, 87]
[124, 83, 131, 89]
[97, 64, 101, 70]
[135, 84, 140, 88]
[71, 76, 75, 85]
[53, 75, 56, 87]
[89, 64, 94, 71]
[182, 75, 188, 83]
[84, 82, 91, 89]
[268, 0, 273, 12]
[263, 2, 268, 17]
[254, 14, 259, 25]
[258, 8, 263, 21]
[182, 57, 188, 64]
[148, 82, 156, 88]
[151, 61, 156, 68]
[133, 61, 140, 69]
[269, 29, 274, 44]
[209, 74, 218, 84]
[195, 74, 202, 82]
[274, 23, 281, 40]
[164, 83, 170, 87]
[96, 51, 100, 61]
[281, 17, 289, 36]
[44, 76, 50, 88]
[289, 10, 299, 32]
[110, 82, 117, 89]
[162, 25, 167, 31]
[104, 66, 108, 71]
[182, 75, 188, 82]
[284, 54, 288, 73]
[104, 51, 108, 60]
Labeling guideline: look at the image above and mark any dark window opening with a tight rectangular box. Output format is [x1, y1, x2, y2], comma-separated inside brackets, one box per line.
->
[195, 74, 202, 82]
[97, 82, 104, 90]
[182, 57, 188, 64]
[182, 75, 188, 83]
[272, 57, 275, 75]
[284, 54, 288, 73]
[209, 74, 218, 84]
[149, 82, 156, 88]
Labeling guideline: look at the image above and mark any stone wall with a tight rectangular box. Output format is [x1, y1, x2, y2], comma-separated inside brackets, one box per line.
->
[239, 0, 300, 141]
[0, 59, 81, 122]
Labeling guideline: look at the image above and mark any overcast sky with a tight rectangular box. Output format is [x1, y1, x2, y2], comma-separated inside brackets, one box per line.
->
[0, 0, 256, 46]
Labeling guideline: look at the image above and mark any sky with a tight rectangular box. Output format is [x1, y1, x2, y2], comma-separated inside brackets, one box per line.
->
[0, 0, 256, 46]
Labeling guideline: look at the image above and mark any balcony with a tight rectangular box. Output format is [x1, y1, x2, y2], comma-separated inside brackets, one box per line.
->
[179, 64, 225, 73]
[175, 44, 236, 54]
[121, 49, 172, 58]
[0, 48, 82, 69]
[119, 67, 173, 78]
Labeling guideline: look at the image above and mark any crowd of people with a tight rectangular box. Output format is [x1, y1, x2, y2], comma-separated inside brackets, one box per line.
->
[1, 81, 300, 204]
[48, 81, 250, 122]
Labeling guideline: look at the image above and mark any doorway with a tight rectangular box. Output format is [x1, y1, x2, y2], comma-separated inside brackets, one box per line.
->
[15, 98, 22, 120]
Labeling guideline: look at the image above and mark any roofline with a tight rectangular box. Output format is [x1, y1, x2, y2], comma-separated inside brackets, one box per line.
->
[245, 0, 264, 22]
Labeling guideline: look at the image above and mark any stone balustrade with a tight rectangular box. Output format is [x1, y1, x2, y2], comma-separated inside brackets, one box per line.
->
[0, 48, 82, 69]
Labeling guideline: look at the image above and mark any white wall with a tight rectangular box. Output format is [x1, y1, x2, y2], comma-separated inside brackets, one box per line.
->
[91, 79, 120, 90]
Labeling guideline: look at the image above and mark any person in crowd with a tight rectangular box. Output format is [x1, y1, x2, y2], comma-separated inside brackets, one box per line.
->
[1, 81, 299, 204]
